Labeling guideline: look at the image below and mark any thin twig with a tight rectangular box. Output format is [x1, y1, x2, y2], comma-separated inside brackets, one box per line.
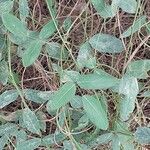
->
[123, 35, 150, 71]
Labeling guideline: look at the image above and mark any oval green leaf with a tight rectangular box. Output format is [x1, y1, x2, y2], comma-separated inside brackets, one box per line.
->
[46, 82, 76, 112]
[118, 0, 137, 14]
[135, 127, 150, 144]
[0, 0, 13, 15]
[22, 40, 43, 67]
[82, 95, 109, 130]
[22, 108, 41, 135]
[89, 33, 124, 53]
[121, 16, 147, 38]
[39, 20, 57, 39]
[77, 41, 96, 69]
[0, 60, 9, 85]
[16, 138, 41, 150]
[119, 75, 139, 121]
[2, 13, 27, 37]
[126, 59, 150, 79]
[0, 90, 18, 109]
[46, 42, 68, 60]
[77, 69, 119, 90]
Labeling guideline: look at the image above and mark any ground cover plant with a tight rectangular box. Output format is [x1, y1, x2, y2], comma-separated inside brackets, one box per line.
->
[0, 0, 150, 149]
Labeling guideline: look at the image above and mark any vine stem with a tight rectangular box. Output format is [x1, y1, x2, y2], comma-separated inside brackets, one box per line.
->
[7, 39, 28, 108]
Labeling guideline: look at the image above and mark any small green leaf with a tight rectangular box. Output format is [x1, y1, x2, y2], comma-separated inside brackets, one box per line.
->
[47, 82, 76, 112]
[77, 69, 119, 90]
[9, 31, 39, 49]
[89, 133, 113, 148]
[2, 13, 28, 37]
[0, 0, 13, 15]
[0, 34, 6, 51]
[118, 0, 137, 14]
[60, 70, 80, 83]
[141, 90, 150, 98]
[16, 138, 41, 150]
[70, 95, 83, 109]
[24, 89, 52, 103]
[46, 42, 68, 60]
[19, 0, 29, 23]
[119, 75, 139, 121]
[15, 130, 27, 144]
[0, 90, 18, 109]
[74, 114, 89, 131]
[41, 131, 65, 146]
[22, 108, 41, 135]
[126, 59, 150, 79]
[0, 123, 18, 136]
[77, 41, 96, 69]
[22, 40, 43, 67]
[121, 16, 147, 38]
[63, 17, 72, 31]
[0, 60, 8, 85]
[82, 95, 109, 130]
[146, 23, 150, 34]
[135, 127, 150, 144]
[91, 0, 116, 18]
[63, 140, 74, 150]
[89, 33, 124, 53]
[39, 20, 57, 39]
[36, 111, 47, 132]
[112, 134, 134, 150]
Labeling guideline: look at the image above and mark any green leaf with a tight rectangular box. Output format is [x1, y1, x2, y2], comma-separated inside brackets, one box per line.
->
[0, 90, 18, 109]
[77, 41, 96, 69]
[89, 133, 113, 148]
[82, 95, 109, 130]
[89, 33, 124, 53]
[77, 69, 119, 90]
[47, 82, 76, 112]
[121, 16, 147, 38]
[112, 134, 134, 150]
[19, 0, 29, 23]
[0, 60, 8, 85]
[0, 135, 8, 150]
[70, 95, 83, 109]
[74, 114, 89, 131]
[63, 17, 72, 31]
[141, 90, 150, 98]
[46, 42, 68, 60]
[15, 130, 27, 144]
[22, 40, 43, 67]
[0, 123, 18, 136]
[36, 111, 47, 132]
[91, 0, 116, 18]
[2, 13, 28, 37]
[119, 75, 139, 121]
[41, 131, 65, 146]
[146, 23, 150, 34]
[135, 127, 150, 144]
[24, 89, 52, 103]
[39, 20, 57, 39]
[22, 108, 41, 135]
[118, 0, 137, 14]
[63, 140, 74, 150]
[9, 31, 39, 48]
[0, 0, 13, 15]
[126, 59, 150, 79]
[16, 138, 41, 150]
[0, 34, 6, 51]
[60, 70, 80, 83]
